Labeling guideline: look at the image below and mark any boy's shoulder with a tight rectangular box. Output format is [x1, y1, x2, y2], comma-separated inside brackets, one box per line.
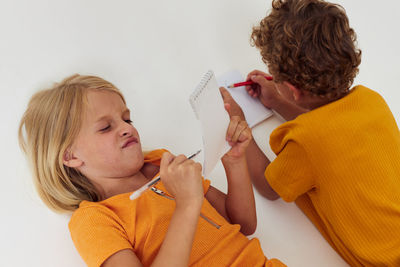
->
[297, 85, 385, 124]
[342, 85, 383, 101]
[270, 85, 389, 151]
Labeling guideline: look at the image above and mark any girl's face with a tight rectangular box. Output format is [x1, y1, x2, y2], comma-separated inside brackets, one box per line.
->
[69, 90, 144, 181]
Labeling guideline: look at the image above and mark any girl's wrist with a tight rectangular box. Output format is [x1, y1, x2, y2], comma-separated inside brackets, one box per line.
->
[175, 196, 203, 210]
[222, 154, 247, 166]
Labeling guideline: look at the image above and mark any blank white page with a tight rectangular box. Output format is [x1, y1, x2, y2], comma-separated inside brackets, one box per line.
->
[217, 70, 273, 128]
[190, 70, 231, 178]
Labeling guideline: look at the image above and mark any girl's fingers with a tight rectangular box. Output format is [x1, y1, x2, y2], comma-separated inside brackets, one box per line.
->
[226, 116, 240, 142]
[219, 87, 233, 103]
[160, 152, 174, 168]
[231, 121, 249, 143]
[160, 152, 175, 177]
[224, 103, 231, 113]
[238, 127, 252, 143]
[194, 162, 202, 172]
[170, 154, 188, 167]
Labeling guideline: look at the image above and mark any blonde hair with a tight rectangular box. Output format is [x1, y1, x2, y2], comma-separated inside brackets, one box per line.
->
[19, 74, 125, 213]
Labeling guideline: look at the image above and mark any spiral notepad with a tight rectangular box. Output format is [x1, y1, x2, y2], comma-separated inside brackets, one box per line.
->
[190, 70, 231, 178]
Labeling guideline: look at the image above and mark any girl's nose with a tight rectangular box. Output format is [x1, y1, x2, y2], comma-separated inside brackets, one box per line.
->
[120, 122, 134, 137]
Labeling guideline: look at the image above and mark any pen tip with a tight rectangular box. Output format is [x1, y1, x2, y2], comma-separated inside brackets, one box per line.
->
[227, 85, 233, 88]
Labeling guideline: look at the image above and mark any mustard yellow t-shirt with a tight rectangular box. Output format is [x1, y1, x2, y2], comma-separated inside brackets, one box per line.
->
[69, 149, 285, 267]
[265, 86, 400, 266]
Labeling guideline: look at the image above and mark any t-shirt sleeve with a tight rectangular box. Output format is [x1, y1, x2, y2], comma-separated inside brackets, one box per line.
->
[202, 178, 211, 194]
[68, 206, 133, 267]
[265, 140, 315, 202]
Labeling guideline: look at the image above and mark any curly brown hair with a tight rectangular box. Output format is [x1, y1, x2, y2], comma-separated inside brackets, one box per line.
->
[251, 0, 361, 99]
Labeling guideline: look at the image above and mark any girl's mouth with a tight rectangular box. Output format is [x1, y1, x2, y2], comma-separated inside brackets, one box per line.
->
[122, 137, 138, 148]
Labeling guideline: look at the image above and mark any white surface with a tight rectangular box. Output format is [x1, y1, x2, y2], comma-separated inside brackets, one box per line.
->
[1, 0, 399, 266]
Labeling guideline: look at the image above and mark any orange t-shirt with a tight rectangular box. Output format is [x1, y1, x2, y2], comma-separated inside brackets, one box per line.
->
[265, 86, 400, 266]
[69, 149, 285, 267]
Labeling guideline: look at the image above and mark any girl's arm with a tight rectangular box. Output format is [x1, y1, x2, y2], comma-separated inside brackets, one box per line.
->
[222, 152, 257, 235]
[205, 110, 257, 235]
[219, 87, 280, 200]
[102, 152, 203, 267]
[151, 199, 202, 267]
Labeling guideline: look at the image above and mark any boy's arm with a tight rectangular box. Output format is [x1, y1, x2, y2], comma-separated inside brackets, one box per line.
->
[267, 94, 309, 121]
[246, 70, 309, 121]
[246, 139, 280, 200]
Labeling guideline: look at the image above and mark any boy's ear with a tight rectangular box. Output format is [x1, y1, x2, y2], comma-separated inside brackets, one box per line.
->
[63, 149, 84, 168]
[284, 82, 302, 101]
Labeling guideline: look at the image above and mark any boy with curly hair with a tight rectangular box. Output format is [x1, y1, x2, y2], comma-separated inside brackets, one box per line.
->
[220, 0, 400, 265]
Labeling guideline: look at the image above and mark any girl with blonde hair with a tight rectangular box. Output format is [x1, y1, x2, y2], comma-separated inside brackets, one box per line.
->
[19, 74, 285, 267]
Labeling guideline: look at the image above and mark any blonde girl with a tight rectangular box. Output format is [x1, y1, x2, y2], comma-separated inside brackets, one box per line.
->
[19, 74, 285, 267]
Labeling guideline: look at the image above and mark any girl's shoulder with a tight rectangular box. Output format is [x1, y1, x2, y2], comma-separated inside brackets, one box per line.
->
[143, 149, 169, 165]
[69, 192, 134, 229]
[69, 197, 123, 225]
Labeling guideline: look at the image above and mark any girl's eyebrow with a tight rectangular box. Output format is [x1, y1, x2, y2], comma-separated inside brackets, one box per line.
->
[94, 109, 130, 123]
[94, 115, 109, 123]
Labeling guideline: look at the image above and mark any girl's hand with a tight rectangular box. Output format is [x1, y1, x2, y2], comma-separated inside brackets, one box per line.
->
[219, 87, 245, 121]
[160, 152, 204, 207]
[245, 69, 281, 109]
[219, 87, 252, 160]
[223, 116, 252, 161]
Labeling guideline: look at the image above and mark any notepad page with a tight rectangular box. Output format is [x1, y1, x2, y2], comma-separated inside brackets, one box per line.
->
[217, 70, 273, 128]
[190, 71, 231, 178]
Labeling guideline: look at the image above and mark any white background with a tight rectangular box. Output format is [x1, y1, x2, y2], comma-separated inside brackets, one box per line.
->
[1, 0, 399, 266]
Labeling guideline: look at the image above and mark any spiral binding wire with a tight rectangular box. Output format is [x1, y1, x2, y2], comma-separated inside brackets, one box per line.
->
[189, 70, 214, 119]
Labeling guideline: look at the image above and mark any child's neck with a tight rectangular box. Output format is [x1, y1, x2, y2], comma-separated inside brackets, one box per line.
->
[273, 94, 338, 121]
[95, 166, 158, 200]
[271, 97, 309, 121]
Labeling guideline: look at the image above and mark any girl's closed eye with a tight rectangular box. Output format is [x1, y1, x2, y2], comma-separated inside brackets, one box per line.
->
[99, 119, 131, 132]
[100, 125, 110, 132]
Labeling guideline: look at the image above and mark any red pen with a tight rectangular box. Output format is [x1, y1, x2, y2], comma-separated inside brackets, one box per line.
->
[227, 75, 273, 88]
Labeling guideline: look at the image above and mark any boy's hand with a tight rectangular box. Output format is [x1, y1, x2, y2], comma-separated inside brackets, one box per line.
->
[245, 69, 281, 109]
[160, 152, 204, 207]
[219, 87, 245, 120]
